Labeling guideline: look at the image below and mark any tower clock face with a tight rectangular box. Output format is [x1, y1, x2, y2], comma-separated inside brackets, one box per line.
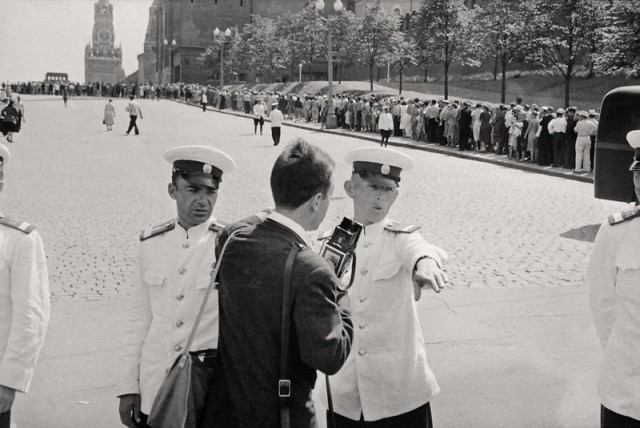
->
[97, 29, 112, 44]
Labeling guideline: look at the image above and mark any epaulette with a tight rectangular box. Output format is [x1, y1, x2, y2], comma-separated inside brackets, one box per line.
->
[608, 205, 640, 226]
[384, 220, 420, 234]
[140, 219, 176, 241]
[0, 213, 36, 234]
[209, 219, 227, 234]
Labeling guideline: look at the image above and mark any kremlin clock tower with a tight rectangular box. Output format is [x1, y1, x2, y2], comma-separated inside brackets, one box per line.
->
[85, 0, 125, 84]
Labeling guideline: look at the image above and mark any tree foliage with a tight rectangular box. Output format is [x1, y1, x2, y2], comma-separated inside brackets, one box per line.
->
[356, 1, 400, 91]
[412, 0, 480, 99]
[476, 0, 537, 103]
[591, 0, 640, 78]
[529, 0, 607, 107]
[280, 5, 327, 79]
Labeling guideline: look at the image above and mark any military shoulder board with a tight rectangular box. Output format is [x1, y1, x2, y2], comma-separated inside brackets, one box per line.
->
[384, 221, 421, 234]
[0, 213, 35, 234]
[209, 219, 227, 234]
[140, 219, 176, 241]
[608, 205, 640, 226]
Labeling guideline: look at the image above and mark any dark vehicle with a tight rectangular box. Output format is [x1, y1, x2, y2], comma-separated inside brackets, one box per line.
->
[44, 72, 68, 83]
[594, 86, 640, 202]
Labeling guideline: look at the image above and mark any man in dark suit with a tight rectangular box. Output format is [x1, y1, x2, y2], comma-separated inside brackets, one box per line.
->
[215, 139, 353, 428]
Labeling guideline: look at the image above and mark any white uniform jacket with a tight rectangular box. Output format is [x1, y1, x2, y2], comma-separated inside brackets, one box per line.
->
[588, 213, 640, 421]
[0, 221, 50, 393]
[118, 217, 221, 414]
[322, 217, 448, 421]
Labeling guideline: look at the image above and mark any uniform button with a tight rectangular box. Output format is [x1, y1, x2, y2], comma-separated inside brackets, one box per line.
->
[359, 297, 367, 303]
[358, 350, 366, 356]
[176, 321, 184, 327]
[174, 345, 183, 352]
[176, 294, 185, 301]
[179, 268, 187, 275]
[360, 268, 368, 275]
[182, 243, 190, 249]
[359, 323, 366, 329]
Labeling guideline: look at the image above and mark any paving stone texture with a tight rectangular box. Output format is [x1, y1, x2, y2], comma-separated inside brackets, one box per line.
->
[2, 96, 625, 300]
[3, 96, 628, 428]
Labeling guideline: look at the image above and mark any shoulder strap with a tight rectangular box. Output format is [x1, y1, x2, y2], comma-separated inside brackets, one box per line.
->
[279, 242, 304, 428]
[0, 215, 36, 234]
[140, 219, 175, 241]
[177, 228, 241, 369]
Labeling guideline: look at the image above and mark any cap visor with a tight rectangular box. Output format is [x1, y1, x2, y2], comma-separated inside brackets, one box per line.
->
[182, 174, 219, 189]
[358, 173, 399, 188]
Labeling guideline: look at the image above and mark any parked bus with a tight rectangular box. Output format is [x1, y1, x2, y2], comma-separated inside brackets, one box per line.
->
[594, 86, 640, 202]
[44, 72, 68, 83]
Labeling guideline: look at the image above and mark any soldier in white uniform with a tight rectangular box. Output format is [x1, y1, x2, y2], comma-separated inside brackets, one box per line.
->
[588, 130, 640, 428]
[322, 147, 448, 427]
[118, 145, 235, 428]
[0, 143, 50, 428]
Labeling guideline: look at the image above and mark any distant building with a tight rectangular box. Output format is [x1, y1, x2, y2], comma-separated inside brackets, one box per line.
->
[137, 0, 477, 85]
[85, 0, 125, 84]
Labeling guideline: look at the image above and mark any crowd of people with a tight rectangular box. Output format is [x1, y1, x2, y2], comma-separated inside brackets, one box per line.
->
[2, 79, 601, 173]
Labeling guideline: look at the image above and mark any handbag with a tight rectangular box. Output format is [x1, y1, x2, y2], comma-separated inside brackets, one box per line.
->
[102, 119, 106, 125]
[147, 229, 239, 428]
[279, 242, 303, 428]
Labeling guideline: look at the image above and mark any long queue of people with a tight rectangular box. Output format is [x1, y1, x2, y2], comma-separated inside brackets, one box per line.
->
[175, 85, 600, 175]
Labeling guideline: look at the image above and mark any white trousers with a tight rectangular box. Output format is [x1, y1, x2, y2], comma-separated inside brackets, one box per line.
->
[575, 136, 591, 171]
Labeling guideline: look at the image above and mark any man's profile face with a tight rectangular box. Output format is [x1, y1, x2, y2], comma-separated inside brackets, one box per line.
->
[345, 174, 399, 226]
[634, 171, 640, 203]
[168, 175, 218, 229]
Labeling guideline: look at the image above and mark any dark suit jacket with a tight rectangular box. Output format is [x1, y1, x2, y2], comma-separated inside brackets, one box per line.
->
[216, 215, 353, 428]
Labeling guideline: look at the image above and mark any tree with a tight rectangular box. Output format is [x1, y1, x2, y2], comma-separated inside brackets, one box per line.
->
[476, 0, 538, 103]
[280, 6, 326, 81]
[383, 31, 418, 94]
[412, 0, 480, 100]
[241, 16, 289, 83]
[326, 11, 361, 84]
[529, 0, 607, 107]
[591, 0, 639, 78]
[356, 1, 399, 91]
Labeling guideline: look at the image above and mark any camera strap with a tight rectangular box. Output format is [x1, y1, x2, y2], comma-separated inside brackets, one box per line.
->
[279, 242, 303, 428]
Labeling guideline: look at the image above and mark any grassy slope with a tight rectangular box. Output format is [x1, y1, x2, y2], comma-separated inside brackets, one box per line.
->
[233, 75, 640, 111]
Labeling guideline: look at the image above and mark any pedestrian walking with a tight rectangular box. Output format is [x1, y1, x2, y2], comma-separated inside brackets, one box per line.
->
[201, 89, 208, 112]
[125, 96, 143, 136]
[378, 104, 393, 147]
[320, 147, 447, 428]
[253, 100, 266, 135]
[588, 130, 640, 428]
[103, 99, 115, 132]
[269, 102, 283, 146]
[118, 145, 236, 428]
[212, 139, 353, 428]
[0, 143, 51, 428]
[0, 100, 20, 143]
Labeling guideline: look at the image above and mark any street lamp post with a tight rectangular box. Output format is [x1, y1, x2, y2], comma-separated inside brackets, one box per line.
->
[213, 27, 231, 88]
[315, 0, 343, 129]
[298, 63, 303, 82]
[163, 38, 177, 83]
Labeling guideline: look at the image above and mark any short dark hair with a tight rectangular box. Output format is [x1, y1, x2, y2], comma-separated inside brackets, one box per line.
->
[270, 139, 335, 209]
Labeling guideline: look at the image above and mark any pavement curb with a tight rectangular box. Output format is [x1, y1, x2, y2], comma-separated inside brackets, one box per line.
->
[175, 100, 594, 184]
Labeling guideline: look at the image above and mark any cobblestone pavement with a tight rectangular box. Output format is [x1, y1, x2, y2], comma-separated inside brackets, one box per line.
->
[2, 96, 626, 300]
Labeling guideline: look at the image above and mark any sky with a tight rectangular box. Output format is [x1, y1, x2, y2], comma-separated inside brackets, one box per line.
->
[0, 0, 152, 82]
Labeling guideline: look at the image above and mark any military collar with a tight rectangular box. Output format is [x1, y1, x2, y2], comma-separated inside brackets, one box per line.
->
[177, 216, 215, 240]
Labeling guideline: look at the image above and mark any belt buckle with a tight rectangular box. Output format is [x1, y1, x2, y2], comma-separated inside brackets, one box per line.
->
[278, 379, 291, 398]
